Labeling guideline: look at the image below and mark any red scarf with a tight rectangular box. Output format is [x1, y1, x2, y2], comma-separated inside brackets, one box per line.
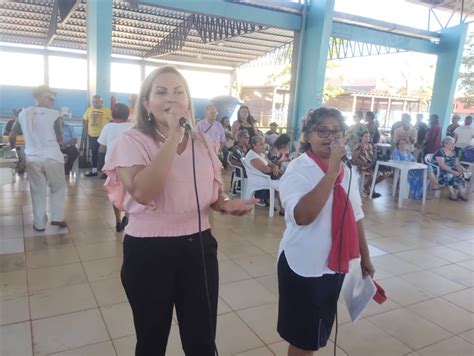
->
[306, 150, 360, 273]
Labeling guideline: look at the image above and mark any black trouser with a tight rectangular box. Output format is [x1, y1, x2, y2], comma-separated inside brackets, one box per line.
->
[121, 230, 219, 356]
[60, 146, 79, 174]
[88, 135, 99, 169]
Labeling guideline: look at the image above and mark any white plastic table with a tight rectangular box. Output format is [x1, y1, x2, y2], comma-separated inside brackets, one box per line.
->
[0, 156, 18, 183]
[369, 160, 428, 208]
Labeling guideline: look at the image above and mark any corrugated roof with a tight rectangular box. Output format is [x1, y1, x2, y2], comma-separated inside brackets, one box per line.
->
[0, 0, 296, 67]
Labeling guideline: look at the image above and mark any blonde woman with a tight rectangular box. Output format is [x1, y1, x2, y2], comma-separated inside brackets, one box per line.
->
[102, 66, 258, 355]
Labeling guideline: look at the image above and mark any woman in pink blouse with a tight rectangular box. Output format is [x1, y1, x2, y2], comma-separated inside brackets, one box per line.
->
[102, 66, 257, 356]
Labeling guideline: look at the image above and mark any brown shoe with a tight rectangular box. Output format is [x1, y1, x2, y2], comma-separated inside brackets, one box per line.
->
[51, 221, 68, 228]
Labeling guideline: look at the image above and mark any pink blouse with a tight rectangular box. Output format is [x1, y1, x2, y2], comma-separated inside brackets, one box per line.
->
[102, 128, 222, 237]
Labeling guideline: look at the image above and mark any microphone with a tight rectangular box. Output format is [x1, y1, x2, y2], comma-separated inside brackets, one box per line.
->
[330, 141, 352, 169]
[179, 117, 193, 132]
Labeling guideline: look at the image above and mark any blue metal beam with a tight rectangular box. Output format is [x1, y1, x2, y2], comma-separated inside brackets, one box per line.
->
[331, 22, 439, 54]
[430, 24, 468, 135]
[87, 0, 113, 105]
[140, 0, 301, 30]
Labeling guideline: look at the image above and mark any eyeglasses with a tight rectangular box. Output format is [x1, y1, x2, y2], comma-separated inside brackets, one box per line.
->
[313, 127, 344, 138]
[41, 95, 55, 101]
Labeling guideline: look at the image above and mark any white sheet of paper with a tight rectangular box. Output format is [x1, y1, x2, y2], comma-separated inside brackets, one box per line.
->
[341, 259, 377, 322]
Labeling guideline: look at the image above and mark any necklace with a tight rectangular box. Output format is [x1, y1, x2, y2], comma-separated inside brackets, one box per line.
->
[154, 127, 167, 142]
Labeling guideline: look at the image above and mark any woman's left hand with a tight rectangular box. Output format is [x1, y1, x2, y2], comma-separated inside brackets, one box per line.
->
[221, 198, 259, 216]
[361, 258, 375, 278]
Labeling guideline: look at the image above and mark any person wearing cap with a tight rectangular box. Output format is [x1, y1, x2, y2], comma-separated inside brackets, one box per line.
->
[446, 115, 461, 138]
[265, 122, 280, 146]
[9, 85, 67, 231]
[59, 107, 79, 176]
[82, 95, 112, 177]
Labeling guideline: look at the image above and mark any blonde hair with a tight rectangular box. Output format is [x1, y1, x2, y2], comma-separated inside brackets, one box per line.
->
[135, 66, 195, 142]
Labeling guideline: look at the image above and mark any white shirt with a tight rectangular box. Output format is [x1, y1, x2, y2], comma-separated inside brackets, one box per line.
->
[98, 122, 132, 162]
[278, 153, 364, 278]
[18, 106, 64, 164]
[454, 125, 474, 148]
[265, 132, 279, 146]
[244, 149, 269, 182]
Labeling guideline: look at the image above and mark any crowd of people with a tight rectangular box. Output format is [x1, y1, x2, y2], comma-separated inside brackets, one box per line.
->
[4, 65, 473, 356]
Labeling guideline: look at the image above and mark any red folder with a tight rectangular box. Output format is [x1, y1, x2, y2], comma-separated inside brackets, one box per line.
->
[372, 280, 387, 304]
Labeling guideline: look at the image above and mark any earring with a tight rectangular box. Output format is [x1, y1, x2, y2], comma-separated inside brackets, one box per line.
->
[147, 112, 152, 121]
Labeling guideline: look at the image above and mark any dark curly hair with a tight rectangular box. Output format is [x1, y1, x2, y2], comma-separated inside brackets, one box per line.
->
[301, 107, 346, 151]
[237, 105, 256, 125]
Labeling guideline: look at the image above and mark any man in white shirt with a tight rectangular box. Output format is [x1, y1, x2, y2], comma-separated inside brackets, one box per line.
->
[196, 105, 225, 150]
[454, 116, 473, 152]
[394, 113, 417, 152]
[9, 85, 67, 231]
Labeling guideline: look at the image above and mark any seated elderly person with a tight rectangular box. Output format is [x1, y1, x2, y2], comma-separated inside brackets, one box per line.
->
[228, 129, 250, 195]
[352, 131, 389, 198]
[268, 133, 291, 171]
[245, 135, 284, 215]
[433, 136, 470, 201]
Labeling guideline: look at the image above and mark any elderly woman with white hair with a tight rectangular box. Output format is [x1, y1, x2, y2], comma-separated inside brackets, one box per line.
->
[433, 136, 470, 201]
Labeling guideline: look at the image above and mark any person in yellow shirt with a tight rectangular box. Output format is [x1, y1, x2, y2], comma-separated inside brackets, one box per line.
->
[82, 95, 112, 177]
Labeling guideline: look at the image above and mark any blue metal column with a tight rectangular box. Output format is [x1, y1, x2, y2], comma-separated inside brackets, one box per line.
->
[87, 0, 113, 105]
[430, 24, 468, 135]
[292, 0, 334, 137]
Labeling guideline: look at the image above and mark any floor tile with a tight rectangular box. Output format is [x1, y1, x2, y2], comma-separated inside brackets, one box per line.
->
[219, 260, 252, 284]
[27, 262, 87, 292]
[0, 294, 30, 326]
[82, 257, 123, 282]
[0, 269, 27, 296]
[32, 308, 109, 356]
[458, 329, 474, 345]
[216, 312, 264, 355]
[442, 288, 474, 312]
[373, 276, 433, 306]
[424, 245, 472, 263]
[367, 308, 452, 350]
[26, 245, 80, 269]
[76, 240, 123, 262]
[24, 234, 72, 252]
[0, 253, 25, 272]
[113, 335, 139, 356]
[399, 270, 465, 296]
[269, 339, 347, 355]
[237, 303, 281, 344]
[50, 341, 116, 356]
[0, 238, 24, 255]
[220, 278, 277, 311]
[233, 254, 277, 278]
[457, 259, 474, 271]
[394, 249, 450, 269]
[90, 277, 127, 307]
[431, 264, 474, 287]
[335, 319, 411, 356]
[235, 346, 274, 355]
[23, 224, 69, 238]
[408, 297, 474, 334]
[29, 283, 97, 319]
[255, 274, 278, 296]
[416, 336, 474, 356]
[0, 321, 33, 356]
[100, 302, 135, 339]
[371, 254, 423, 276]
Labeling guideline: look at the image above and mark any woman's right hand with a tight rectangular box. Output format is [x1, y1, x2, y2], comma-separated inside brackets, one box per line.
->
[328, 142, 347, 176]
[166, 105, 186, 139]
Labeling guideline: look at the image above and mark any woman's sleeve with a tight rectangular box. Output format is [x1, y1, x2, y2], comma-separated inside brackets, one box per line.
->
[102, 131, 150, 210]
[280, 164, 312, 226]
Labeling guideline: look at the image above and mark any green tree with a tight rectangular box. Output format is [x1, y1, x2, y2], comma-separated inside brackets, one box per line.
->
[459, 32, 474, 106]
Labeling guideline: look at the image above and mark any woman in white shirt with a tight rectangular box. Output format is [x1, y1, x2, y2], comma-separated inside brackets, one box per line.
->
[277, 108, 375, 356]
[245, 135, 284, 214]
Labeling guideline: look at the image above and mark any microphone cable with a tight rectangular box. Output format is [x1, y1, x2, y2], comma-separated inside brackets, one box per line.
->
[333, 164, 352, 356]
[190, 132, 220, 356]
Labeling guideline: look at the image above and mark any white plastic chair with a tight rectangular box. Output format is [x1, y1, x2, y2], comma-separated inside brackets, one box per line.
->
[358, 170, 370, 197]
[227, 154, 245, 196]
[424, 153, 441, 198]
[241, 156, 279, 217]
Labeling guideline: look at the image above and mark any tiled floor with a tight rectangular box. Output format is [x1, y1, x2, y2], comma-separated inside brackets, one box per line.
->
[0, 170, 473, 356]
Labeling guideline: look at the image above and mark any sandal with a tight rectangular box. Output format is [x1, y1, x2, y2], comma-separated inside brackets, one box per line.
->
[51, 221, 68, 228]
